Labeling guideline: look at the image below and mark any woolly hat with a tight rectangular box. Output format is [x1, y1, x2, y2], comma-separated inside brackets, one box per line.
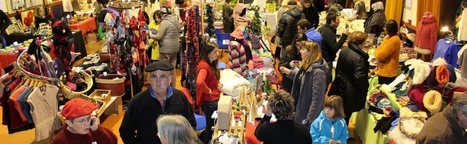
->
[305, 29, 322, 47]
[231, 27, 244, 39]
[408, 86, 427, 111]
[436, 64, 449, 86]
[412, 62, 431, 85]
[61, 98, 98, 119]
[423, 90, 442, 114]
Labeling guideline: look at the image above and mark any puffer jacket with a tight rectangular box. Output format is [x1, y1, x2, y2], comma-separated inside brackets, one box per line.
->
[330, 42, 369, 114]
[310, 110, 349, 144]
[276, 8, 303, 46]
[288, 58, 329, 126]
[151, 15, 181, 54]
[364, 10, 386, 36]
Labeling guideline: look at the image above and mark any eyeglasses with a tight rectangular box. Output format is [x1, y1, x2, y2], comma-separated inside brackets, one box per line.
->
[149, 75, 169, 81]
[73, 116, 91, 124]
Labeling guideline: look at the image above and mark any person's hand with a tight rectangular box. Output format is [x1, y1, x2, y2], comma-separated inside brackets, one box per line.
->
[279, 66, 291, 74]
[217, 83, 223, 91]
[208, 88, 212, 95]
[262, 104, 273, 116]
[342, 28, 350, 36]
[289, 60, 299, 68]
[328, 139, 336, 144]
[196, 107, 204, 115]
[90, 116, 100, 132]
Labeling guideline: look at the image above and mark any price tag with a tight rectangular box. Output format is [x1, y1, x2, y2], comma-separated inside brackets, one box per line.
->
[222, 40, 229, 45]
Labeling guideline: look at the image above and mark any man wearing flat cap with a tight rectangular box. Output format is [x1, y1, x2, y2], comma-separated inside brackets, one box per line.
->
[119, 61, 196, 144]
[52, 98, 117, 144]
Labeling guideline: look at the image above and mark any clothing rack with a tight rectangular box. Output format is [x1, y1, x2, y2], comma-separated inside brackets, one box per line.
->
[16, 47, 59, 82]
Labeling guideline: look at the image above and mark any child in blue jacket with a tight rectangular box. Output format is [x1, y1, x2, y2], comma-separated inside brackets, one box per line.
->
[310, 95, 349, 144]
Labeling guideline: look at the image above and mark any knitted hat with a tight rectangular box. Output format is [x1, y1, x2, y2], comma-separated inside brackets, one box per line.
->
[423, 90, 442, 114]
[412, 62, 431, 85]
[305, 29, 322, 47]
[231, 28, 244, 39]
[436, 64, 449, 86]
[61, 98, 98, 119]
[408, 86, 427, 111]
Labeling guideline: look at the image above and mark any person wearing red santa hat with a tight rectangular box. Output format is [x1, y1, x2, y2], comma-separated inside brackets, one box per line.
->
[52, 98, 117, 144]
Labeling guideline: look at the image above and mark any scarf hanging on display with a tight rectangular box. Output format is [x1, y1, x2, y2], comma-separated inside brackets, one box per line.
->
[183, 6, 200, 100]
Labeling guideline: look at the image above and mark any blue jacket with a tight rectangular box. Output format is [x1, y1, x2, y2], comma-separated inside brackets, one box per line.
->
[310, 110, 349, 144]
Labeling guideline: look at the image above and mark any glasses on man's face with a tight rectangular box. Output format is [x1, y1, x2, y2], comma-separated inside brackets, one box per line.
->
[150, 75, 169, 81]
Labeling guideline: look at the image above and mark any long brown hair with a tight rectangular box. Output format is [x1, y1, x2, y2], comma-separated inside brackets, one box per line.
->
[199, 42, 220, 79]
[300, 41, 322, 70]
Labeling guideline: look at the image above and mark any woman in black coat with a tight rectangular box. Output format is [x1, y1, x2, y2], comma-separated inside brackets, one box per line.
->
[330, 31, 370, 123]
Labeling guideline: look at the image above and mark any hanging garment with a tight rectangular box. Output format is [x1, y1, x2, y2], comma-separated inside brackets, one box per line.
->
[432, 39, 460, 67]
[8, 85, 28, 129]
[415, 12, 438, 53]
[458, 8, 467, 41]
[459, 45, 467, 79]
[27, 84, 61, 142]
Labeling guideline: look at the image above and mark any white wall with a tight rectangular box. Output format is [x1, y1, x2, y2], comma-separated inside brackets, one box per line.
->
[402, 0, 418, 26]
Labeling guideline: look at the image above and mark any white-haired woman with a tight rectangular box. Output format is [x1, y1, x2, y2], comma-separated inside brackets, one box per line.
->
[364, 1, 386, 37]
[157, 115, 201, 144]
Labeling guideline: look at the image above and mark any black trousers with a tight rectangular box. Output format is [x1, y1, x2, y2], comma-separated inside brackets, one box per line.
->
[200, 101, 218, 144]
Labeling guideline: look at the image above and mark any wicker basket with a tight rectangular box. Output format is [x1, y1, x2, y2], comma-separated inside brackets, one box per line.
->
[95, 74, 126, 96]
[60, 71, 94, 99]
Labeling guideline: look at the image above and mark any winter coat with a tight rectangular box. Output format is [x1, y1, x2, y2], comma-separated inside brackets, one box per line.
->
[288, 58, 329, 126]
[330, 42, 369, 114]
[151, 15, 181, 54]
[310, 111, 349, 144]
[375, 35, 401, 77]
[302, 6, 319, 29]
[318, 24, 348, 62]
[222, 4, 234, 33]
[364, 10, 386, 36]
[414, 14, 438, 53]
[416, 104, 467, 144]
[276, 8, 304, 47]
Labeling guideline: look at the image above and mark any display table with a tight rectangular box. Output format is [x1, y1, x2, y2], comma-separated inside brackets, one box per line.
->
[351, 108, 389, 144]
[0, 53, 18, 69]
[69, 17, 97, 37]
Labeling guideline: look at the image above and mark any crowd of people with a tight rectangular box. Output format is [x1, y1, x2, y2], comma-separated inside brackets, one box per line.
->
[39, 0, 467, 144]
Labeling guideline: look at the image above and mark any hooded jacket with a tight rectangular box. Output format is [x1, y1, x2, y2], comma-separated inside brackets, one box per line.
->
[330, 42, 369, 114]
[276, 8, 304, 46]
[151, 15, 181, 54]
[310, 110, 349, 144]
[364, 10, 386, 36]
[414, 14, 438, 53]
[302, 5, 319, 29]
[416, 104, 467, 144]
[288, 58, 329, 126]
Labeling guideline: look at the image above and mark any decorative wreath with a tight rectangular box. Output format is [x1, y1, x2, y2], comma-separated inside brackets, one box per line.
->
[399, 117, 426, 139]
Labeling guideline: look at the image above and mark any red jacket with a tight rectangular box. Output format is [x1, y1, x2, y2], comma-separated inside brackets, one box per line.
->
[415, 14, 438, 53]
[196, 60, 220, 108]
